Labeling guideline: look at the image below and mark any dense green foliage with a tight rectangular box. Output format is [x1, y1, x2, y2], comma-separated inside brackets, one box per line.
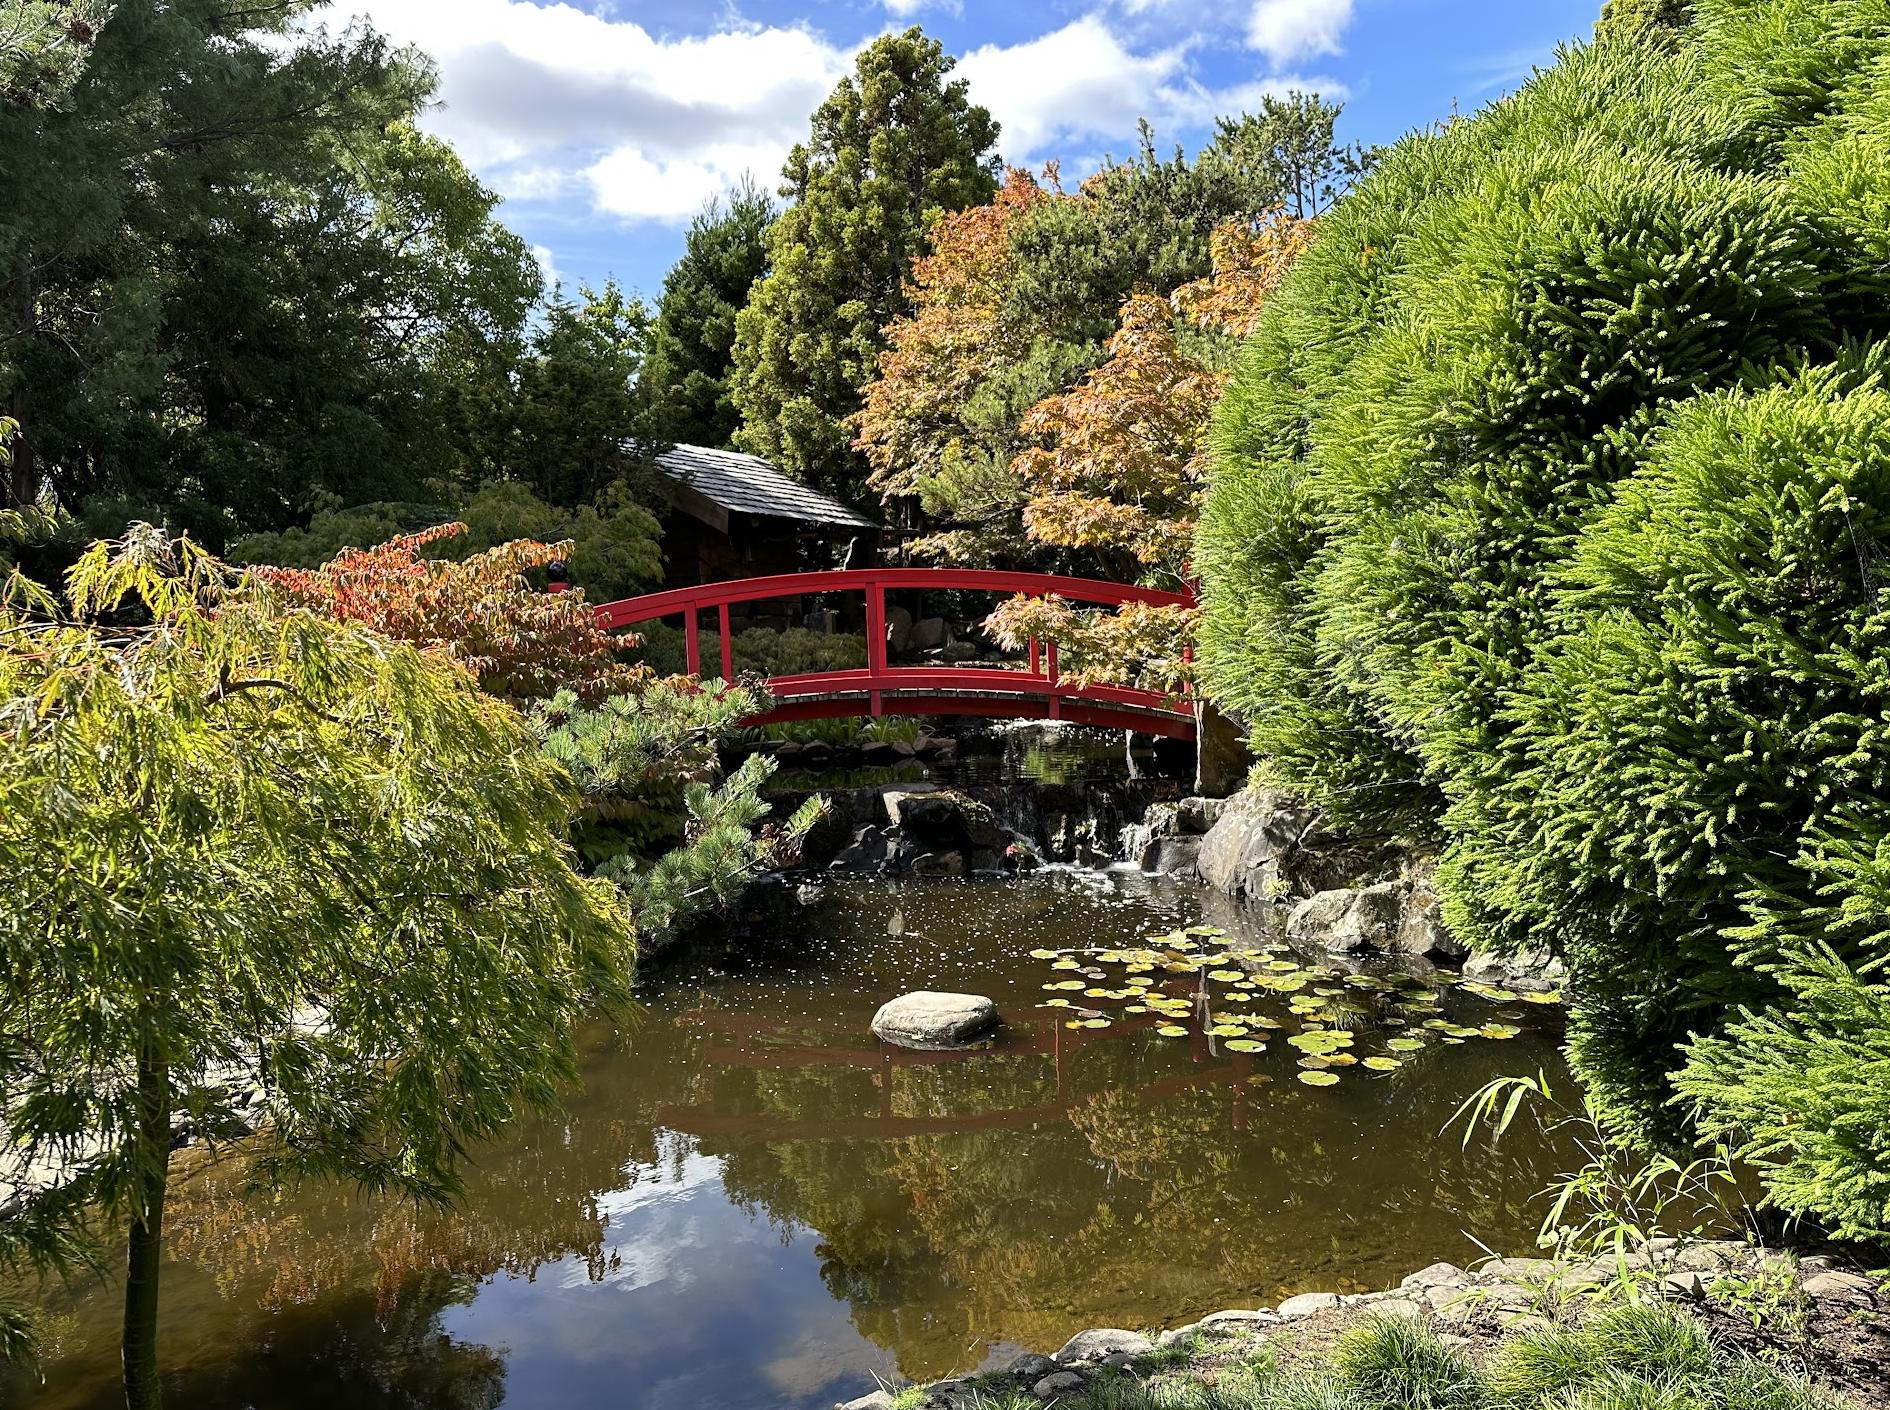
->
[0, 2, 539, 540]
[230, 476, 663, 605]
[731, 28, 1000, 502]
[640, 182, 775, 449]
[0, 533, 632, 1405]
[1195, 0, 1890, 1235]
[533, 687, 824, 941]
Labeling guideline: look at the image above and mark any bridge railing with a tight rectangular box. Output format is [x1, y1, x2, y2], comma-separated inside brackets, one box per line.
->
[592, 568, 1195, 736]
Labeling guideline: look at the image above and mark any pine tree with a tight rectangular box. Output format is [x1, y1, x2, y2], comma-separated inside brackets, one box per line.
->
[641, 180, 774, 449]
[730, 28, 999, 504]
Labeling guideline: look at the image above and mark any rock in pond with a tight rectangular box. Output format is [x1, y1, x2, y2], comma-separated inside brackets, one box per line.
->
[1286, 883, 1404, 952]
[871, 991, 999, 1050]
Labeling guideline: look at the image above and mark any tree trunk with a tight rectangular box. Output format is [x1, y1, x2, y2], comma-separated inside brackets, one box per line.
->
[6, 269, 36, 508]
[121, 1035, 170, 1410]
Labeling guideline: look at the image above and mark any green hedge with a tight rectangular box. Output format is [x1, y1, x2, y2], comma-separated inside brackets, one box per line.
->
[1196, 0, 1890, 1236]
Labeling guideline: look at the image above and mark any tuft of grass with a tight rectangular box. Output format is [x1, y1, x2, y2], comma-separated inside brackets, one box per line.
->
[1578, 1301, 1714, 1385]
[1327, 1314, 1482, 1409]
[1486, 1321, 1607, 1401]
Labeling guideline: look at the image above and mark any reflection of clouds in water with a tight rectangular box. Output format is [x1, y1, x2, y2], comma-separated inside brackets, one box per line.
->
[759, 1325, 900, 1403]
[441, 1142, 886, 1409]
[564, 1148, 745, 1293]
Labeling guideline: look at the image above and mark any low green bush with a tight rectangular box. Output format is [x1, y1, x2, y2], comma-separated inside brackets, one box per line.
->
[629, 621, 868, 679]
[1194, 0, 1890, 1231]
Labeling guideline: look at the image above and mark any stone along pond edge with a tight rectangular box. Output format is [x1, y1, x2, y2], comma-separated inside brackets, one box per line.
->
[833, 1240, 1887, 1409]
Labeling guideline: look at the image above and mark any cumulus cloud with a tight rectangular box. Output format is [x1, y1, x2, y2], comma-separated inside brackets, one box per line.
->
[312, 0, 1347, 225]
[958, 15, 1341, 165]
[1246, 0, 1354, 65]
[312, 0, 849, 220]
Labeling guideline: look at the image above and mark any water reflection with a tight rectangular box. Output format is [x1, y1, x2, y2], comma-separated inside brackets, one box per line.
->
[13, 872, 1576, 1410]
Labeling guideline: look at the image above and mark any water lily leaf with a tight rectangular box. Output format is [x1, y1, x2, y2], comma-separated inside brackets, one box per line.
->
[1042, 998, 1071, 1008]
[1297, 1070, 1341, 1086]
[1264, 960, 1300, 973]
[1124, 1004, 1148, 1014]
[1362, 1056, 1402, 1071]
[1224, 1039, 1266, 1053]
[1208, 1023, 1246, 1037]
[1298, 1055, 1334, 1068]
[1030, 949, 1062, 960]
[1387, 1037, 1426, 1053]
[1324, 1053, 1359, 1067]
[1082, 1018, 1110, 1029]
[1523, 991, 1563, 1004]
[1208, 969, 1243, 982]
[1156, 1024, 1189, 1038]
[1051, 959, 1081, 971]
[1480, 1023, 1521, 1039]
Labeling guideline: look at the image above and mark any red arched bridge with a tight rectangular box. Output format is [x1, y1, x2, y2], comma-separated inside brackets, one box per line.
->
[593, 568, 1196, 739]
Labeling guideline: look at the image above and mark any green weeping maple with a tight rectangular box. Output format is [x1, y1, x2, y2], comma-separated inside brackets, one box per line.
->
[0, 530, 632, 1408]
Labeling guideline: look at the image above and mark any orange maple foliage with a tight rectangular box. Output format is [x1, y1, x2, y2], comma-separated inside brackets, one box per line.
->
[1174, 209, 1319, 338]
[988, 211, 1314, 689]
[853, 168, 1051, 504]
[254, 524, 646, 702]
[1010, 292, 1224, 575]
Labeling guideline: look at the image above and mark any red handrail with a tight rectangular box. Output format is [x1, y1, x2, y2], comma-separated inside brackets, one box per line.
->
[590, 568, 1195, 739]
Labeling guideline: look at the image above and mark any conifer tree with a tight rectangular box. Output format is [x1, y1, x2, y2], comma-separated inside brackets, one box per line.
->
[730, 28, 999, 503]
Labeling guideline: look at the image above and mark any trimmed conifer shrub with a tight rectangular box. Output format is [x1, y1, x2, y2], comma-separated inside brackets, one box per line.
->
[1195, 0, 1890, 1232]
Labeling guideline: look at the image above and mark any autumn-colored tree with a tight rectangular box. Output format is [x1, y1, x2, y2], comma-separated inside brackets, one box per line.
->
[852, 169, 1059, 562]
[985, 211, 1313, 688]
[253, 524, 642, 702]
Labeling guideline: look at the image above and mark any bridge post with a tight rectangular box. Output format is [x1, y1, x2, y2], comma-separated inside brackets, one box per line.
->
[1046, 639, 1061, 721]
[685, 610, 701, 676]
[865, 577, 887, 715]
[718, 603, 734, 681]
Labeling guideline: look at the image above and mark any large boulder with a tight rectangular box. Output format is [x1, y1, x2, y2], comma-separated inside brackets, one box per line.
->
[1287, 882, 1404, 952]
[911, 616, 951, 651]
[1195, 788, 1318, 900]
[1463, 947, 1567, 992]
[885, 605, 914, 654]
[871, 992, 999, 1050]
[1053, 1328, 1154, 1364]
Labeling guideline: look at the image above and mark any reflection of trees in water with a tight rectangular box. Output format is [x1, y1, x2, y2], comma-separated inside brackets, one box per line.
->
[698, 1024, 1566, 1382]
[23, 1021, 714, 1409]
[20, 984, 1573, 1403]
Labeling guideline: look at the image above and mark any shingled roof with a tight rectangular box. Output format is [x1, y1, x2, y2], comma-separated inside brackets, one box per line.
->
[655, 443, 877, 532]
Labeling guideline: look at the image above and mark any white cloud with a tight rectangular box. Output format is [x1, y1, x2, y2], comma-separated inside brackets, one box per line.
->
[311, 1, 1346, 228]
[529, 242, 560, 293]
[1246, 0, 1353, 65]
[311, 0, 851, 221]
[958, 14, 1340, 165]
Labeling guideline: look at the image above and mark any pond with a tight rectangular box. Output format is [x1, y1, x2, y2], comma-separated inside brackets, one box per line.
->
[15, 869, 1577, 1410]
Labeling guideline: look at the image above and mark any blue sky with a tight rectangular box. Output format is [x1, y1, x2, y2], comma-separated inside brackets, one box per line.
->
[313, 0, 1605, 301]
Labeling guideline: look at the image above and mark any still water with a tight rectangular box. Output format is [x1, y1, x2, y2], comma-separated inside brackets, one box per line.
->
[15, 870, 1575, 1410]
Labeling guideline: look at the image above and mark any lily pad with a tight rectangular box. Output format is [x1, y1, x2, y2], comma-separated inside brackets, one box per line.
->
[1156, 1024, 1189, 1038]
[1297, 1070, 1341, 1087]
[1387, 1037, 1426, 1053]
[1362, 1056, 1403, 1072]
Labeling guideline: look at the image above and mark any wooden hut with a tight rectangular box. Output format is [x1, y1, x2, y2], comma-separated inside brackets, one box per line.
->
[654, 443, 880, 591]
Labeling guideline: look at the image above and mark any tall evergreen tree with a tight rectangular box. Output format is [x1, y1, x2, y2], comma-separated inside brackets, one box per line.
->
[640, 180, 773, 449]
[731, 27, 999, 503]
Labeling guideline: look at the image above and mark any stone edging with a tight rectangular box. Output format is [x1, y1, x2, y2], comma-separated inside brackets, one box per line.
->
[835, 1240, 1881, 1409]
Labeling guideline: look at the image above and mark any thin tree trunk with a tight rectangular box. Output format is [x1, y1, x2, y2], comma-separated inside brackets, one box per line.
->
[6, 268, 36, 508]
[121, 1034, 170, 1410]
